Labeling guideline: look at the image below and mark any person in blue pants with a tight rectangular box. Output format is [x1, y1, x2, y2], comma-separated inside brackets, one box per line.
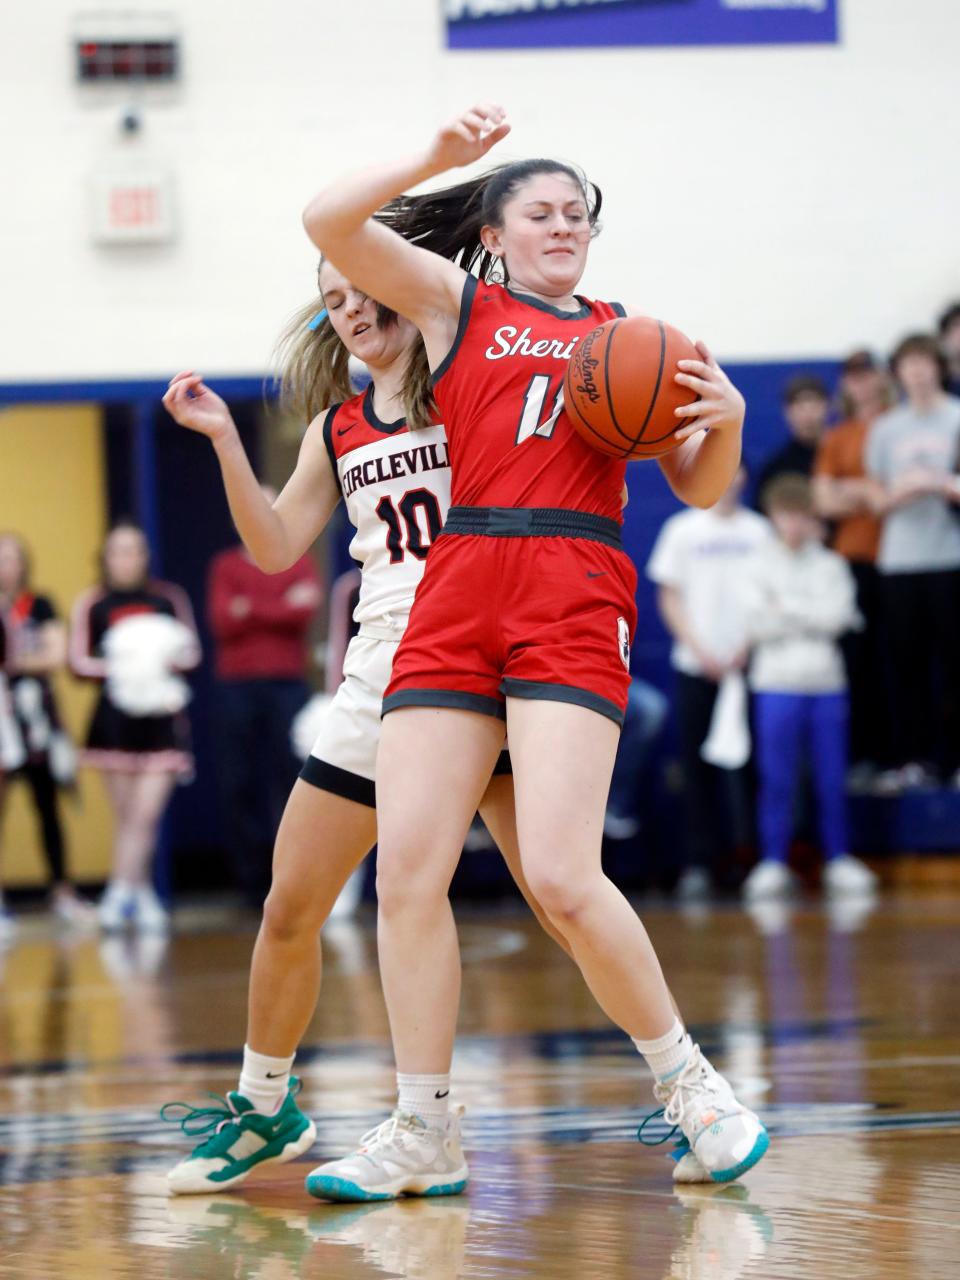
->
[738, 474, 877, 901]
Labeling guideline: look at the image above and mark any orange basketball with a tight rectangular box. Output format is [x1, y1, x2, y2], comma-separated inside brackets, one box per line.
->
[563, 316, 700, 459]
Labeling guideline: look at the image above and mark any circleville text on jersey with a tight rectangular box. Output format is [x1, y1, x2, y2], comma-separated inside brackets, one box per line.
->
[322, 385, 451, 638]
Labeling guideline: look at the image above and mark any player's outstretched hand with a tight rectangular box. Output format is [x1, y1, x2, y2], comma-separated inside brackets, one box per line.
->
[672, 342, 746, 442]
[162, 372, 236, 444]
[425, 103, 511, 173]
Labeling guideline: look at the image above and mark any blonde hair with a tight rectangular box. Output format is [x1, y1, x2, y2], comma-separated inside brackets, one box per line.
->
[0, 532, 30, 593]
[273, 262, 436, 431]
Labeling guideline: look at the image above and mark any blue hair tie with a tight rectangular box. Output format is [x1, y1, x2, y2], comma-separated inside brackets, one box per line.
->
[307, 308, 328, 331]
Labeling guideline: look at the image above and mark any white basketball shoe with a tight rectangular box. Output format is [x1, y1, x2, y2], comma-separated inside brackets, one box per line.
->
[305, 1107, 468, 1202]
[643, 1046, 769, 1183]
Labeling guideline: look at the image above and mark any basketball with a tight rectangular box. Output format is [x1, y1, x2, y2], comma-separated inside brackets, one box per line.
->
[563, 316, 700, 459]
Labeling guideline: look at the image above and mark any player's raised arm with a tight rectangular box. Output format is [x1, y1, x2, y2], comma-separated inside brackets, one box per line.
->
[301, 104, 510, 349]
[162, 373, 340, 573]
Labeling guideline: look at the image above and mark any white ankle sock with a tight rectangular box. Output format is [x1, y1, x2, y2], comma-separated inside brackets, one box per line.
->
[633, 1018, 693, 1083]
[238, 1044, 295, 1115]
[396, 1073, 451, 1125]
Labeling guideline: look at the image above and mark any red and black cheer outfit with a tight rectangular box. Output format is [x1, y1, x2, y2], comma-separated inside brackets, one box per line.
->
[69, 582, 199, 775]
[2, 591, 74, 882]
[383, 278, 637, 726]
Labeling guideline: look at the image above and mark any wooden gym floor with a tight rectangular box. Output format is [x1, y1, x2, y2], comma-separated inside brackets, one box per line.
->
[0, 890, 958, 1279]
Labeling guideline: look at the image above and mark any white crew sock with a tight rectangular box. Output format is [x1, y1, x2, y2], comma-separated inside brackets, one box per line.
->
[396, 1073, 451, 1126]
[238, 1044, 295, 1115]
[633, 1018, 693, 1083]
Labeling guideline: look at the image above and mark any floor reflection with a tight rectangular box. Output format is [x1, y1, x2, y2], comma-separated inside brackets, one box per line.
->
[0, 894, 958, 1279]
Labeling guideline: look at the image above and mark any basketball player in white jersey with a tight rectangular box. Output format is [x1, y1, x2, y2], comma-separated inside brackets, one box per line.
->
[158, 261, 574, 1196]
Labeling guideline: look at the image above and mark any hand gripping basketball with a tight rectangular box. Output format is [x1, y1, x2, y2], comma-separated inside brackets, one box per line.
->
[563, 316, 700, 460]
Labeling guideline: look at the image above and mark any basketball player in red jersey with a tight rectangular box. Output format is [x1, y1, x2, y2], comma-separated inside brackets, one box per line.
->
[159, 261, 567, 1197]
[302, 103, 768, 1197]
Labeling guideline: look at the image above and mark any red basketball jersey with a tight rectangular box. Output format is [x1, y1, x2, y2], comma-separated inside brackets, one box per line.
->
[433, 278, 626, 519]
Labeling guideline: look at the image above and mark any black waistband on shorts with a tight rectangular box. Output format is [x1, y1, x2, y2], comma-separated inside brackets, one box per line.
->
[441, 506, 622, 549]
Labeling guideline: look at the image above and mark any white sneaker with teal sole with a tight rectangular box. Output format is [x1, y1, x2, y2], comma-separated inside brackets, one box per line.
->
[164, 1077, 317, 1194]
[640, 1047, 768, 1183]
[306, 1107, 468, 1202]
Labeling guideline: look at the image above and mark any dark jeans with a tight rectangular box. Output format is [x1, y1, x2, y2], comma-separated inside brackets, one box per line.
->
[841, 561, 888, 767]
[676, 671, 753, 875]
[214, 679, 310, 904]
[881, 569, 960, 772]
[11, 761, 66, 884]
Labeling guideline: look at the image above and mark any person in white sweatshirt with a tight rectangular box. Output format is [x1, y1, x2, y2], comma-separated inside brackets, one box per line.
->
[739, 474, 877, 901]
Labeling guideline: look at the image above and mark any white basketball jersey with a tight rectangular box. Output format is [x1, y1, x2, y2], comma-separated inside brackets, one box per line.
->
[323, 388, 451, 634]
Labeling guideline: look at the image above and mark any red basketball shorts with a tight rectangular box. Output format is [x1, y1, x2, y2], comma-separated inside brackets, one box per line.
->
[383, 507, 638, 726]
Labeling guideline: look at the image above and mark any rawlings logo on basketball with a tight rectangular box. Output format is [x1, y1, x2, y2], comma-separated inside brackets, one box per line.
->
[569, 328, 601, 405]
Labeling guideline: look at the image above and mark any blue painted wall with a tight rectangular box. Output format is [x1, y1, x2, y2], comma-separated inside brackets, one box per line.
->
[25, 356, 952, 893]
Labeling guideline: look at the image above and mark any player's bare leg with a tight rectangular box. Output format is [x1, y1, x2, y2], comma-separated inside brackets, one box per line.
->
[166, 780, 376, 1193]
[478, 774, 572, 959]
[506, 699, 674, 1036]
[305, 707, 503, 1202]
[248, 781, 377, 1056]
[99, 770, 177, 931]
[375, 708, 505, 1071]
[506, 697, 768, 1183]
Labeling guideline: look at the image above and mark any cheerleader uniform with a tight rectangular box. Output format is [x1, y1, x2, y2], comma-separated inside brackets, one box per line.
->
[4, 591, 74, 882]
[69, 581, 200, 776]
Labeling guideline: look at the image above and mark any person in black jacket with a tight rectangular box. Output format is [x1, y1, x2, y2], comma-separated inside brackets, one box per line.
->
[0, 533, 94, 928]
[756, 375, 830, 508]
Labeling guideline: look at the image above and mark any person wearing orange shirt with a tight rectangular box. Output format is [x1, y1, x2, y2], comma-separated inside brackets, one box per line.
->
[812, 351, 895, 786]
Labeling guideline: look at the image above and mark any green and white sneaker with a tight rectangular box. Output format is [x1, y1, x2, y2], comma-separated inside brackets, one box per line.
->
[305, 1107, 468, 1202]
[163, 1077, 317, 1194]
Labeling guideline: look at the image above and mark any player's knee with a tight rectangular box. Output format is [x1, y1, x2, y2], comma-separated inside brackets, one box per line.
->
[524, 866, 591, 925]
[261, 884, 323, 943]
[375, 846, 444, 917]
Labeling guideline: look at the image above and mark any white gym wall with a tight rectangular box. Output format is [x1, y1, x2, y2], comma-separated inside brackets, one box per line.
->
[1, 0, 957, 381]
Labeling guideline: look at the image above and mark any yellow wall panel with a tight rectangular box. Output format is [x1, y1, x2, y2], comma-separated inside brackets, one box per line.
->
[1, 404, 112, 888]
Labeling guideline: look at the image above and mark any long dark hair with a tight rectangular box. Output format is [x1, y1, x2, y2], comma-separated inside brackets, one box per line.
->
[379, 159, 602, 285]
[274, 259, 436, 430]
[99, 519, 150, 590]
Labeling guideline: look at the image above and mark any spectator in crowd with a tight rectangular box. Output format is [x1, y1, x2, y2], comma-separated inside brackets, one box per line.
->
[812, 353, 894, 786]
[756, 375, 831, 507]
[738, 475, 874, 901]
[938, 301, 960, 396]
[0, 534, 94, 928]
[0, 611, 15, 943]
[70, 522, 201, 931]
[207, 493, 322, 906]
[603, 678, 669, 842]
[866, 333, 960, 789]
[646, 466, 770, 897]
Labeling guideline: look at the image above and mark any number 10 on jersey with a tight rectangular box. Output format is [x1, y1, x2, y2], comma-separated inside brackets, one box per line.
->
[375, 488, 444, 564]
